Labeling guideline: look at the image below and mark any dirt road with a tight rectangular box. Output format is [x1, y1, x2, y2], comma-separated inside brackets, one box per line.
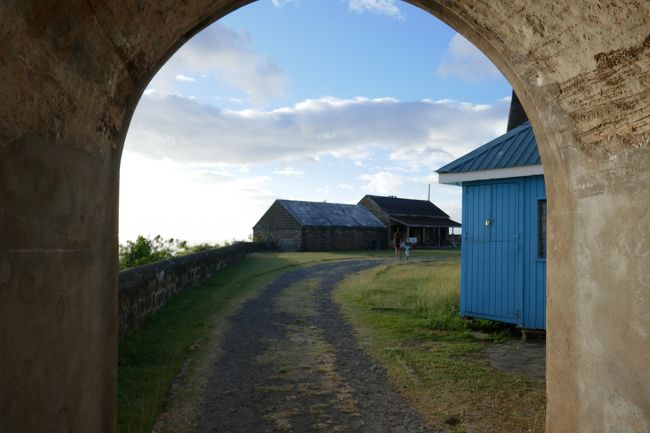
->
[195, 259, 434, 433]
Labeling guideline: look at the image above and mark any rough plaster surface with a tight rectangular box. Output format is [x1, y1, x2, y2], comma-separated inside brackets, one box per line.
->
[0, 1, 649, 432]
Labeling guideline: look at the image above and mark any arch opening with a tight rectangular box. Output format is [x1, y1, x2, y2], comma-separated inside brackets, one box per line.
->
[2, 2, 650, 433]
[118, 2, 548, 432]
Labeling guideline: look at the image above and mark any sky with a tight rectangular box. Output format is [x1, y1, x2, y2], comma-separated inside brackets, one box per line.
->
[120, 0, 512, 244]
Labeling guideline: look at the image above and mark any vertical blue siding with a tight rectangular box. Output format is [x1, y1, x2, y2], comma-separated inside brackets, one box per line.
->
[522, 175, 546, 329]
[460, 175, 546, 329]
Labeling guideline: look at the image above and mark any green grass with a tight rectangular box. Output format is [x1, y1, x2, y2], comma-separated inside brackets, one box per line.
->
[334, 258, 546, 433]
[118, 253, 296, 433]
[117, 249, 452, 433]
[259, 248, 459, 262]
[357, 260, 466, 331]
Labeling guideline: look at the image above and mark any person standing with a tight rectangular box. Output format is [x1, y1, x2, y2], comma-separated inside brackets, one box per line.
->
[393, 230, 402, 259]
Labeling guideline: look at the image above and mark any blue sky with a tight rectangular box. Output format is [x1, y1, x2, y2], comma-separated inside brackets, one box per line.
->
[120, 0, 512, 244]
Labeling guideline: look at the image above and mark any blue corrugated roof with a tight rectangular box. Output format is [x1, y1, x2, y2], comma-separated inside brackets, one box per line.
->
[277, 200, 386, 228]
[436, 122, 540, 174]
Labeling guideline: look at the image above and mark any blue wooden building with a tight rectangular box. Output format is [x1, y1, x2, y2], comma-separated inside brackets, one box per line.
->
[437, 121, 547, 329]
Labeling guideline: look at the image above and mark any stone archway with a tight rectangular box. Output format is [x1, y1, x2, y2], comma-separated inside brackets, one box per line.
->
[1, 1, 649, 432]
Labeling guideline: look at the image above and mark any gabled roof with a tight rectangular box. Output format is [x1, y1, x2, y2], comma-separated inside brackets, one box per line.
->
[437, 121, 540, 174]
[362, 195, 449, 218]
[390, 215, 462, 228]
[277, 200, 385, 228]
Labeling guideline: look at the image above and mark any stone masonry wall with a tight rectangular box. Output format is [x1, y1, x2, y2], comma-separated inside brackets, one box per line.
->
[357, 197, 391, 244]
[254, 228, 301, 251]
[118, 242, 270, 339]
[253, 201, 302, 251]
[358, 197, 391, 226]
[301, 227, 387, 251]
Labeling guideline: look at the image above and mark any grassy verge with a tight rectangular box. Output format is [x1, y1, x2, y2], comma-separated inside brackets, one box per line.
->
[334, 258, 546, 433]
[118, 249, 450, 433]
[263, 248, 460, 262]
[118, 253, 296, 433]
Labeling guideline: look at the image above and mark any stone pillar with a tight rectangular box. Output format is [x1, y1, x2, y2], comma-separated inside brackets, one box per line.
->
[0, 2, 125, 431]
[542, 108, 650, 433]
[0, 139, 120, 432]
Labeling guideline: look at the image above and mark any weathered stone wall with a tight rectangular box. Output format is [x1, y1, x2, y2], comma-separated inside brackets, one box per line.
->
[300, 227, 386, 251]
[358, 196, 392, 244]
[253, 202, 302, 251]
[117, 242, 270, 339]
[358, 196, 391, 226]
[253, 201, 386, 251]
[254, 229, 301, 251]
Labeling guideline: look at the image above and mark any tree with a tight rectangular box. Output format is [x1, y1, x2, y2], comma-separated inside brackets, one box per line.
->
[118, 235, 174, 270]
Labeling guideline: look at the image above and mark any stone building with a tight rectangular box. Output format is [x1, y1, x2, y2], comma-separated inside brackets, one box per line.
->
[253, 199, 387, 251]
[359, 195, 461, 248]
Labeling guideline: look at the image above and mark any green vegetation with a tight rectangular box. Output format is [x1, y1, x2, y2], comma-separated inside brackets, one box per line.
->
[118, 248, 541, 433]
[334, 258, 545, 433]
[118, 235, 229, 270]
[119, 252, 321, 433]
[118, 250, 434, 433]
[291, 248, 461, 260]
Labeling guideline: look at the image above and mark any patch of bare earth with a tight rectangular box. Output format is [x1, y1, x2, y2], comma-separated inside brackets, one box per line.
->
[156, 260, 434, 433]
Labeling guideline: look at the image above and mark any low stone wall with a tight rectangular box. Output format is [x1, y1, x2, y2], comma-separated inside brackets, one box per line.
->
[118, 242, 271, 339]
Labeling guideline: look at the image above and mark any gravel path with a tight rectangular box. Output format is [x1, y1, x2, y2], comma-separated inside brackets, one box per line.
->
[195, 260, 435, 433]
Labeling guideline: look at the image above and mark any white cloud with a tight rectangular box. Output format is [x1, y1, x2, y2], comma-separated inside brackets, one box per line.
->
[273, 166, 304, 176]
[411, 173, 439, 186]
[126, 94, 509, 169]
[272, 0, 297, 6]
[437, 33, 502, 82]
[229, 97, 249, 105]
[338, 183, 354, 190]
[359, 171, 404, 196]
[119, 152, 276, 244]
[347, 0, 405, 20]
[148, 23, 287, 106]
[175, 74, 196, 82]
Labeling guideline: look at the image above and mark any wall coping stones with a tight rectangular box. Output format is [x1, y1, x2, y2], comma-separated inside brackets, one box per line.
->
[118, 242, 273, 339]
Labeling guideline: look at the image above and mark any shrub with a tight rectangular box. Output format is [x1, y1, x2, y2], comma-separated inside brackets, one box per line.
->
[118, 235, 229, 270]
[176, 242, 220, 256]
[118, 235, 176, 270]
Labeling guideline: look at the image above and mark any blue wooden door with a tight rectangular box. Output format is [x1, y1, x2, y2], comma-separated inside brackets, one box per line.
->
[461, 181, 524, 324]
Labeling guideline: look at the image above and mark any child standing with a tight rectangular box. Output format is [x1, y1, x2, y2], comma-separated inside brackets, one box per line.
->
[393, 231, 402, 259]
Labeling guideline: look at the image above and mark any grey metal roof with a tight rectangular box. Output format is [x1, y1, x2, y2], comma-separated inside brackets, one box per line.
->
[390, 215, 461, 228]
[436, 121, 540, 174]
[277, 200, 386, 228]
[361, 195, 449, 218]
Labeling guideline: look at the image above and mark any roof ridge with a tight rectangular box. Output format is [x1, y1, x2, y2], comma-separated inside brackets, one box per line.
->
[436, 121, 537, 174]
[277, 198, 358, 207]
[275, 199, 385, 228]
[367, 195, 436, 202]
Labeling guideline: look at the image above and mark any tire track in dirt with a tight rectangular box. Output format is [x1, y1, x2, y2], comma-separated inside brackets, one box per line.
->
[196, 259, 435, 433]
